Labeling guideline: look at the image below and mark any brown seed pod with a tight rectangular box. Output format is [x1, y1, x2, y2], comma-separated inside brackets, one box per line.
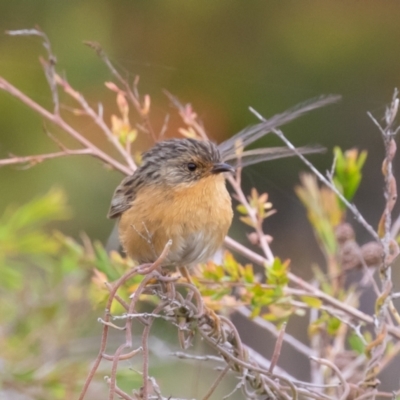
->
[335, 223, 355, 245]
[361, 241, 384, 267]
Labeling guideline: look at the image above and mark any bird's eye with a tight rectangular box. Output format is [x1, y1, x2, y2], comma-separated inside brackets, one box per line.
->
[187, 162, 197, 171]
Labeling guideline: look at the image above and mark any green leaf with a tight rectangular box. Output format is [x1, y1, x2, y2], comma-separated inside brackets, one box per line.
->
[348, 332, 365, 354]
[223, 252, 239, 280]
[236, 204, 248, 215]
[239, 216, 256, 228]
[327, 316, 341, 335]
[243, 264, 254, 283]
[0, 188, 70, 231]
[333, 147, 367, 208]
[265, 258, 290, 286]
[262, 312, 279, 321]
[250, 306, 261, 318]
[0, 188, 70, 257]
[301, 296, 322, 309]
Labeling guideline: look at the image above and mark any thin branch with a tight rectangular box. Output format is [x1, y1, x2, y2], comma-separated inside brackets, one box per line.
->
[363, 89, 399, 391]
[102, 347, 142, 361]
[0, 149, 92, 168]
[0, 77, 132, 175]
[227, 173, 274, 263]
[249, 106, 380, 242]
[6, 29, 60, 115]
[84, 41, 157, 142]
[268, 322, 286, 374]
[171, 352, 224, 363]
[201, 365, 230, 400]
[78, 266, 141, 400]
[237, 307, 313, 358]
[164, 91, 209, 140]
[224, 236, 400, 340]
[310, 356, 350, 400]
[141, 302, 166, 400]
[105, 377, 134, 400]
[54, 73, 137, 172]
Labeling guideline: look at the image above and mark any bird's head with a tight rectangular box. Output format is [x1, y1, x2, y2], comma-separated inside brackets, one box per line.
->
[139, 138, 235, 187]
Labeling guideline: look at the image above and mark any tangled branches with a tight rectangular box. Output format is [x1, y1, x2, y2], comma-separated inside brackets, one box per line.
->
[78, 241, 329, 400]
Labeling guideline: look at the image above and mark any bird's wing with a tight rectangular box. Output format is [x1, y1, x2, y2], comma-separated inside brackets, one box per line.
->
[218, 94, 341, 159]
[107, 174, 139, 219]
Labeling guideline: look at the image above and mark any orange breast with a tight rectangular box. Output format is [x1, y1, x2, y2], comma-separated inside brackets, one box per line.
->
[118, 174, 233, 266]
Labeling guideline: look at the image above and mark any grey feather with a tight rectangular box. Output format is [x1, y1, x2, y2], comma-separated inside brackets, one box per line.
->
[107, 174, 138, 219]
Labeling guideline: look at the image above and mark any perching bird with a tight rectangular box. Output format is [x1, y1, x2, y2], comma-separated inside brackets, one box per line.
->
[108, 95, 340, 267]
[108, 138, 234, 267]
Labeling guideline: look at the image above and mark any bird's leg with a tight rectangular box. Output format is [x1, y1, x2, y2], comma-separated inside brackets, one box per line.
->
[178, 266, 193, 284]
[205, 307, 222, 340]
[157, 266, 174, 299]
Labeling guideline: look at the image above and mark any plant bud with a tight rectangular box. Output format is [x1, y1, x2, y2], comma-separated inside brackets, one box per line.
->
[361, 242, 384, 267]
[335, 223, 355, 245]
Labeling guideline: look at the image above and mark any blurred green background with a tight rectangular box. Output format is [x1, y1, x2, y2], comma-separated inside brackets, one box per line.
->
[0, 0, 400, 252]
[1, 1, 400, 398]
[2, 0, 400, 249]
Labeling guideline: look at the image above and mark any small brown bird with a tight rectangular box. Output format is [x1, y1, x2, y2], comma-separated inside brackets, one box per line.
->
[108, 138, 234, 267]
[108, 95, 340, 268]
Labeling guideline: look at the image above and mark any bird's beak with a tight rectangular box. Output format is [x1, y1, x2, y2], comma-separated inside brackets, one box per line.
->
[211, 162, 235, 174]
